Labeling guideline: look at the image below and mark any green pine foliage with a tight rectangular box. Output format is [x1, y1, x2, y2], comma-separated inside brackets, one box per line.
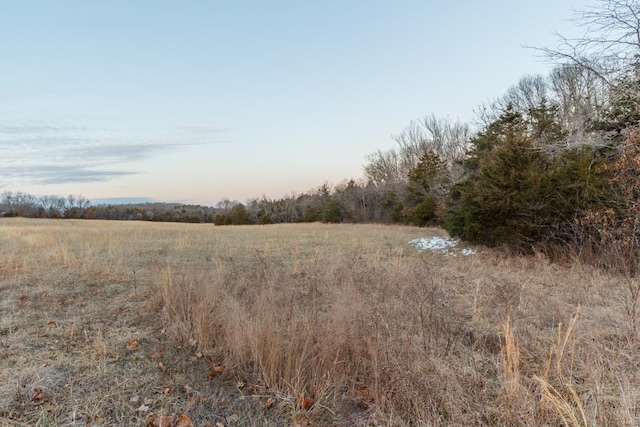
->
[404, 150, 449, 226]
[322, 199, 343, 223]
[445, 104, 609, 252]
[589, 73, 640, 141]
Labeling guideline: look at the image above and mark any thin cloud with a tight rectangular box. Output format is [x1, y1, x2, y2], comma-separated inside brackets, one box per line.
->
[176, 125, 228, 134]
[2, 165, 136, 185]
[0, 123, 88, 134]
[0, 120, 230, 185]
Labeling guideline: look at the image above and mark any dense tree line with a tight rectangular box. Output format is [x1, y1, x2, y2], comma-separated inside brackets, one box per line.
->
[0, 182, 402, 225]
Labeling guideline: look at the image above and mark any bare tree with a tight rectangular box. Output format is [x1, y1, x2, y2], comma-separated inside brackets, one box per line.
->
[475, 74, 552, 127]
[535, 0, 640, 85]
[566, 2, 640, 142]
[62, 194, 91, 218]
[419, 115, 471, 181]
[1, 191, 38, 216]
[364, 148, 401, 186]
[549, 63, 609, 145]
[364, 115, 471, 186]
[475, 65, 611, 150]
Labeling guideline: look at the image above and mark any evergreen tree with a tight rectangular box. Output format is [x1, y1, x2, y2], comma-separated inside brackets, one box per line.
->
[590, 72, 640, 143]
[404, 150, 449, 226]
[445, 104, 608, 251]
[230, 203, 251, 225]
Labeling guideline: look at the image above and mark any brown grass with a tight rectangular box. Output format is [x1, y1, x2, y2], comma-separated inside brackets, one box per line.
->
[0, 218, 639, 425]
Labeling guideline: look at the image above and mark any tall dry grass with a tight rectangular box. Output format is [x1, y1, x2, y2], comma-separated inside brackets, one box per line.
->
[154, 223, 640, 425]
[1, 218, 639, 425]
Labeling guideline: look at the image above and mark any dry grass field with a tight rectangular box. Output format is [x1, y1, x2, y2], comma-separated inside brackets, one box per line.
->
[0, 218, 639, 426]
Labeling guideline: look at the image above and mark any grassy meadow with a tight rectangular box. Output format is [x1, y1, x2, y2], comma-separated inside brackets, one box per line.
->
[0, 218, 639, 426]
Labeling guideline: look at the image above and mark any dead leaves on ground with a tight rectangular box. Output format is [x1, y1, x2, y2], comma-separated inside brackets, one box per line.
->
[86, 415, 106, 426]
[149, 349, 164, 359]
[265, 397, 275, 409]
[120, 336, 318, 425]
[296, 393, 313, 410]
[145, 412, 194, 427]
[207, 363, 224, 378]
[30, 388, 46, 404]
[136, 404, 151, 414]
[29, 388, 57, 414]
[145, 415, 174, 427]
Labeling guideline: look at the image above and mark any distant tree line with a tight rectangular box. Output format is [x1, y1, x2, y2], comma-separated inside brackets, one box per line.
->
[0, 181, 402, 225]
[0, 192, 92, 219]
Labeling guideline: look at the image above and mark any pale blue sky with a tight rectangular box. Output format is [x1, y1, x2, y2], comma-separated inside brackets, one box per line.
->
[0, 1, 590, 205]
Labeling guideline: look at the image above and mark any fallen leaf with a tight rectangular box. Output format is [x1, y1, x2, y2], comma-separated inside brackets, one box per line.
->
[296, 394, 312, 410]
[187, 338, 197, 347]
[126, 339, 139, 350]
[135, 404, 150, 414]
[145, 415, 174, 427]
[47, 321, 57, 328]
[265, 397, 275, 409]
[163, 386, 174, 394]
[86, 415, 106, 426]
[358, 385, 374, 401]
[149, 349, 163, 359]
[208, 364, 223, 378]
[31, 388, 45, 403]
[175, 412, 194, 427]
[158, 362, 166, 372]
[195, 351, 203, 358]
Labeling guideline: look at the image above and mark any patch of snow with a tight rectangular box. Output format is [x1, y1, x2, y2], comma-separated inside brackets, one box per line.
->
[409, 237, 456, 251]
[409, 236, 477, 256]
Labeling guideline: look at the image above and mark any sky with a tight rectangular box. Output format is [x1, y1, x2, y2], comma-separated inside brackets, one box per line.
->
[0, 0, 592, 206]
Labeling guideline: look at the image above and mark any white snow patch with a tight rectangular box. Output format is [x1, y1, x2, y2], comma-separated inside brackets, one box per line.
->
[409, 237, 477, 256]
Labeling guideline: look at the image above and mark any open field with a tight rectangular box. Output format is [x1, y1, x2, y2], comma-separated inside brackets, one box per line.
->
[0, 218, 639, 426]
